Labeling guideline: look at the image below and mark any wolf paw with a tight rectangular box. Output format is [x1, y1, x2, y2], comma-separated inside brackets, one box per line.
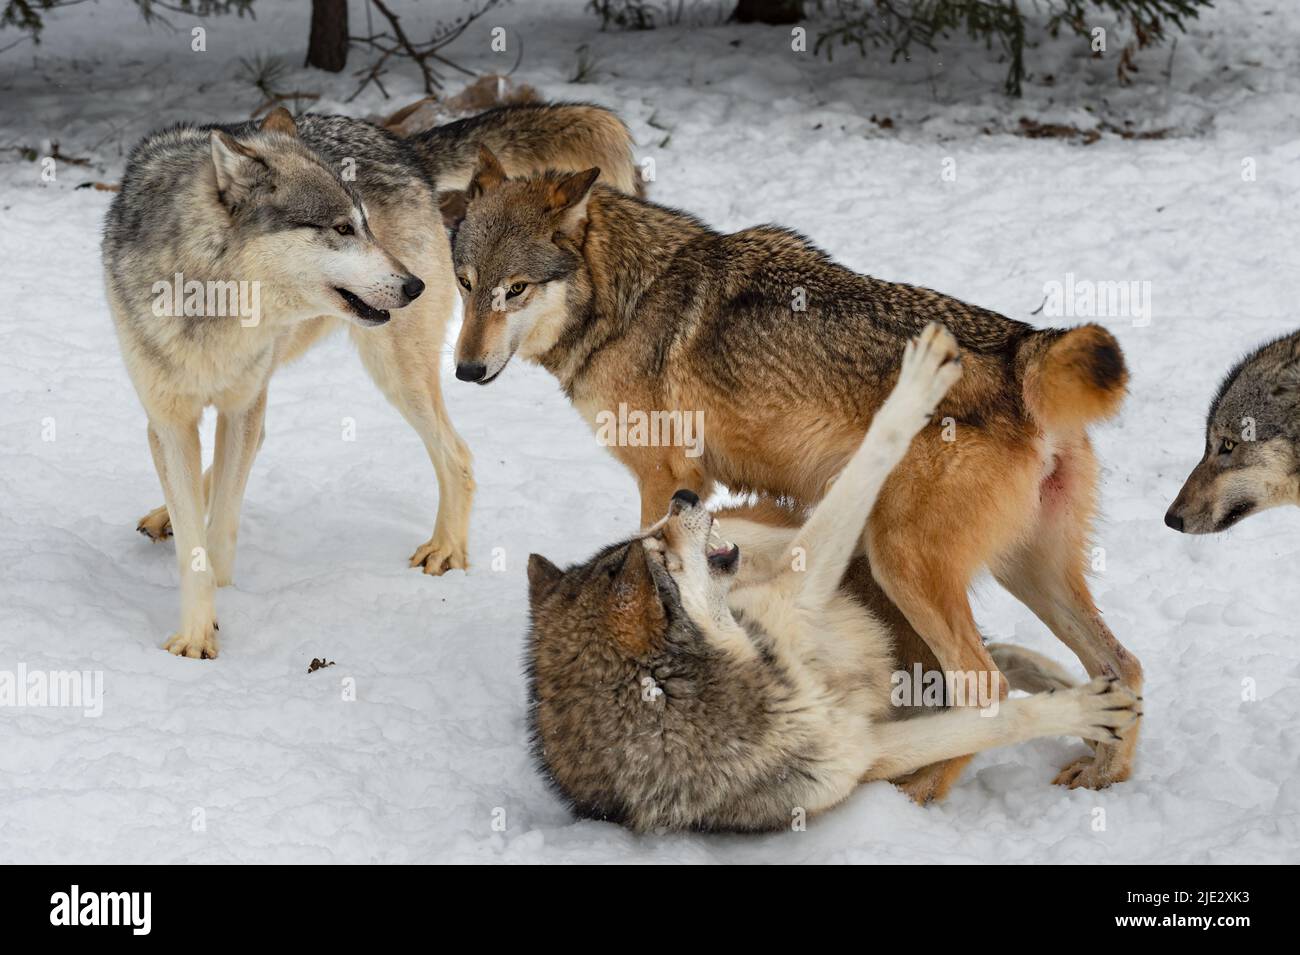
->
[137, 505, 173, 541]
[1057, 676, 1140, 743]
[410, 536, 469, 576]
[1053, 752, 1132, 789]
[880, 323, 962, 438]
[901, 322, 962, 408]
[163, 622, 219, 660]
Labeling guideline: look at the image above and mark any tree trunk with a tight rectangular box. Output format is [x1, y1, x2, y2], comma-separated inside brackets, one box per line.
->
[734, 0, 803, 25]
[306, 0, 349, 73]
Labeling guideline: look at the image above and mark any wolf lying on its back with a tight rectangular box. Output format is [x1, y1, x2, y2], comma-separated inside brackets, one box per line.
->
[105, 104, 637, 658]
[453, 148, 1143, 798]
[1166, 329, 1300, 534]
[527, 326, 1140, 832]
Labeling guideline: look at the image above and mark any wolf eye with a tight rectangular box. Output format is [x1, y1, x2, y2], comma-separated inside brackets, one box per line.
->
[506, 282, 528, 298]
[334, 223, 355, 236]
[458, 276, 472, 292]
[1219, 439, 1236, 455]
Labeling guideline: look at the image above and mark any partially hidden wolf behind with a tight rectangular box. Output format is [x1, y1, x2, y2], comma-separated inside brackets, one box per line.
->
[451, 150, 1142, 798]
[526, 325, 1141, 832]
[105, 104, 638, 658]
[1165, 328, 1300, 534]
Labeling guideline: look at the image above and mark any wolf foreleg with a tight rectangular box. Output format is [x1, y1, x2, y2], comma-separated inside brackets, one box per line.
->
[147, 419, 219, 659]
[864, 677, 1139, 782]
[788, 323, 961, 606]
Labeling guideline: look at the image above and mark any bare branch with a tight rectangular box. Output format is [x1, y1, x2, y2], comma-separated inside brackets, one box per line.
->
[346, 0, 500, 100]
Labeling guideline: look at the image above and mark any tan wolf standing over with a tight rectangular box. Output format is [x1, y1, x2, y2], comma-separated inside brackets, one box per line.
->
[104, 105, 637, 659]
[452, 150, 1142, 797]
[526, 325, 1140, 831]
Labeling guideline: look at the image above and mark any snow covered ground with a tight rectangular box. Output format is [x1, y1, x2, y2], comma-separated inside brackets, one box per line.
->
[2, 0, 1298, 863]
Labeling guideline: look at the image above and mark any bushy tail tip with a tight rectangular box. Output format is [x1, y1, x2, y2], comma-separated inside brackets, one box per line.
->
[1022, 324, 1127, 431]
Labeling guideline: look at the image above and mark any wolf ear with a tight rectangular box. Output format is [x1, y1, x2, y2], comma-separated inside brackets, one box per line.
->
[547, 167, 600, 242]
[528, 554, 563, 602]
[210, 130, 266, 208]
[607, 542, 665, 653]
[259, 106, 298, 137]
[467, 146, 507, 201]
[546, 167, 600, 213]
[439, 190, 469, 232]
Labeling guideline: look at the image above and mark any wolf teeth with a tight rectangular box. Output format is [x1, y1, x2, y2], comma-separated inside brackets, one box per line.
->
[706, 520, 734, 555]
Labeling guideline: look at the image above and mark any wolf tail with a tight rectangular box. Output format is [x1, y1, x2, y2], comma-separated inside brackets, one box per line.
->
[412, 102, 642, 196]
[1017, 324, 1127, 431]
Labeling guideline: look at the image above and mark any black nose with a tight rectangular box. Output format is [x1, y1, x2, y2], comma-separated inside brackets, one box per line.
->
[671, 489, 700, 507]
[455, 361, 486, 383]
[1164, 510, 1185, 532]
[403, 276, 425, 301]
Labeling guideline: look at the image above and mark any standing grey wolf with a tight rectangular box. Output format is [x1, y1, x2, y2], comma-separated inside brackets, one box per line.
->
[104, 104, 637, 659]
[452, 150, 1143, 799]
[526, 325, 1141, 832]
[1165, 329, 1300, 534]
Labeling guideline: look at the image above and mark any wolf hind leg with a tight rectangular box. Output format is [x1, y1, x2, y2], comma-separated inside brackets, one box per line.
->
[137, 475, 206, 541]
[993, 546, 1143, 788]
[137, 429, 266, 546]
[988, 643, 1079, 693]
[992, 442, 1143, 789]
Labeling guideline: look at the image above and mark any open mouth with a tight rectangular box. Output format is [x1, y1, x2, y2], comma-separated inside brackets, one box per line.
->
[705, 517, 740, 575]
[335, 288, 390, 326]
